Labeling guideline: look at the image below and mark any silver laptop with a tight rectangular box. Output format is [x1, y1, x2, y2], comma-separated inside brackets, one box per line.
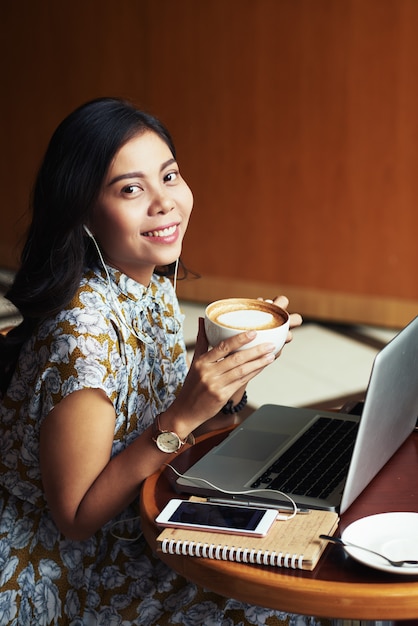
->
[177, 316, 418, 514]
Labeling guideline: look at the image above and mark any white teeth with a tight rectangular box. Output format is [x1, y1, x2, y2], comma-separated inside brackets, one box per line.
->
[144, 225, 177, 237]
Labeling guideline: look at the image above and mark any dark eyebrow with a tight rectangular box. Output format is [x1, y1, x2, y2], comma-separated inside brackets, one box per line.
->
[107, 157, 177, 187]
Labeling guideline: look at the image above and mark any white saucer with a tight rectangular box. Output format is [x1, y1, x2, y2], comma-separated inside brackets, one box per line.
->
[342, 512, 418, 575]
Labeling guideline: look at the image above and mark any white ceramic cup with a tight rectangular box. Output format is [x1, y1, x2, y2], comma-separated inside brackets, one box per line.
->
[204, 298, 290, 355]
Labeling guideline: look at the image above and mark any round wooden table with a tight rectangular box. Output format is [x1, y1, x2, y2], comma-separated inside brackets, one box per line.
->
[140, 427, 418, 624]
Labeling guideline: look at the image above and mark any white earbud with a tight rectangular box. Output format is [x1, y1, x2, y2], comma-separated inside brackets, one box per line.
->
[83, 224, 94, 238]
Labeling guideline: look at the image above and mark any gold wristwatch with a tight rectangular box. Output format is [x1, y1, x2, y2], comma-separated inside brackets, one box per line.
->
[152, 414, 195, 453]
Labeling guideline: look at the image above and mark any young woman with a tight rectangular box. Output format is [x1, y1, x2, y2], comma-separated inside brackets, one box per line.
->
[0, 98, 327, 625]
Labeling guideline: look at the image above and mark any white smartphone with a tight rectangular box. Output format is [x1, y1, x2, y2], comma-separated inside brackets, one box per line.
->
[155, 498, 278, 537]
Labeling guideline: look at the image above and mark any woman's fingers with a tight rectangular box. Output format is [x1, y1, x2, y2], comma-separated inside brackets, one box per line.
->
[212, 342, 276, 376]
[188, 333, 275, 396]
[191, 318, 209, 363]
[206, 330, 258, 362]
[289, 311, 303, 329]
[272, 294, 289, 310]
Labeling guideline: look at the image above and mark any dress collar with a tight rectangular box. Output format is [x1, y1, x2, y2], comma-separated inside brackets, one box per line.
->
[102, 265, 161, 303]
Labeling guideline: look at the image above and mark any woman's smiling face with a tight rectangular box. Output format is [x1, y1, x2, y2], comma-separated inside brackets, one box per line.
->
[90, 130, 193, 285]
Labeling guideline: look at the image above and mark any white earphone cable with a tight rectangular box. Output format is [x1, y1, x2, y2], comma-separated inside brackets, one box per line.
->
[84, 224, 180, 411]
[165, 463, 298, 520]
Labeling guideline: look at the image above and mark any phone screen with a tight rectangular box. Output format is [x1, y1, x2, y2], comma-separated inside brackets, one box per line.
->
[165, 501, 266, 531]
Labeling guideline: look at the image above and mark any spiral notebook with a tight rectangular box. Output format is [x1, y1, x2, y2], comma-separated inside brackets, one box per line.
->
[157, 506, 339, 571]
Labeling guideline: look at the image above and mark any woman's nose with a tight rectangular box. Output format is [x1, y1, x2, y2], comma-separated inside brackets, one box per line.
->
[149, 187, 174, 214]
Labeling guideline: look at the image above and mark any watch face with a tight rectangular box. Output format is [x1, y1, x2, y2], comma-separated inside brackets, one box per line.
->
[156, 431, 182, 453]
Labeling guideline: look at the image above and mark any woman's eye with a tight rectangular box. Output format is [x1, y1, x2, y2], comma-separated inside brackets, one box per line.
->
[122, 184, 141, 194]
[164, 171, 178, 183]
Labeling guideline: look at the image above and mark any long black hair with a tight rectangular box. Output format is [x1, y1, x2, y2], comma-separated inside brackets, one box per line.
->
[0, 97, 181, 392]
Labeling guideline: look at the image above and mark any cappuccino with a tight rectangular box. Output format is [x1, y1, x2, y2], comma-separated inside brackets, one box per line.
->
[209, 300, 286, 331]
[205, 298, 290, 355]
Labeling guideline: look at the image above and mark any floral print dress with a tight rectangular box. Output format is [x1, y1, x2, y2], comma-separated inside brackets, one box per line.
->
[0, 266, 329, 626]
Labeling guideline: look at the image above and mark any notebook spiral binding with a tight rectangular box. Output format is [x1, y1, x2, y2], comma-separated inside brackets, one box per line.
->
[161, 538, 305, 569]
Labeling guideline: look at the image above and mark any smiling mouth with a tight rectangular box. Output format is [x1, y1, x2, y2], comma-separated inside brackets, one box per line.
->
[143, 225, 177, 238]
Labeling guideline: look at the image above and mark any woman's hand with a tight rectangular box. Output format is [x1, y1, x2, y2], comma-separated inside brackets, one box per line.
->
[261, 295, 303, 346]
[167, 296, 302, 434]
[167, 320, 275, 432]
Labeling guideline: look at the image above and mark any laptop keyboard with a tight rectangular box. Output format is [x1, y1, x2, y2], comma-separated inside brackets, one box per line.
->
[250, 417, 358, 499]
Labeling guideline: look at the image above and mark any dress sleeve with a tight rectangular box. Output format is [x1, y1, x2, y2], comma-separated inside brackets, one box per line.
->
[33, 300, 124, 424]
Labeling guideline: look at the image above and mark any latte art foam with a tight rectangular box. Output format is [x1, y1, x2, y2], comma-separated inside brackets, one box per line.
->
[217, 309, 276, 330]
[208, 299, 287, 331]
[205, 298, 289, 354]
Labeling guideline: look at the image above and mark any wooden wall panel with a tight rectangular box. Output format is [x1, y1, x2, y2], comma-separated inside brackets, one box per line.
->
[144, 0, 418, 327]
[1, 0, 417, 327]
[0, 0, 149, 265]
